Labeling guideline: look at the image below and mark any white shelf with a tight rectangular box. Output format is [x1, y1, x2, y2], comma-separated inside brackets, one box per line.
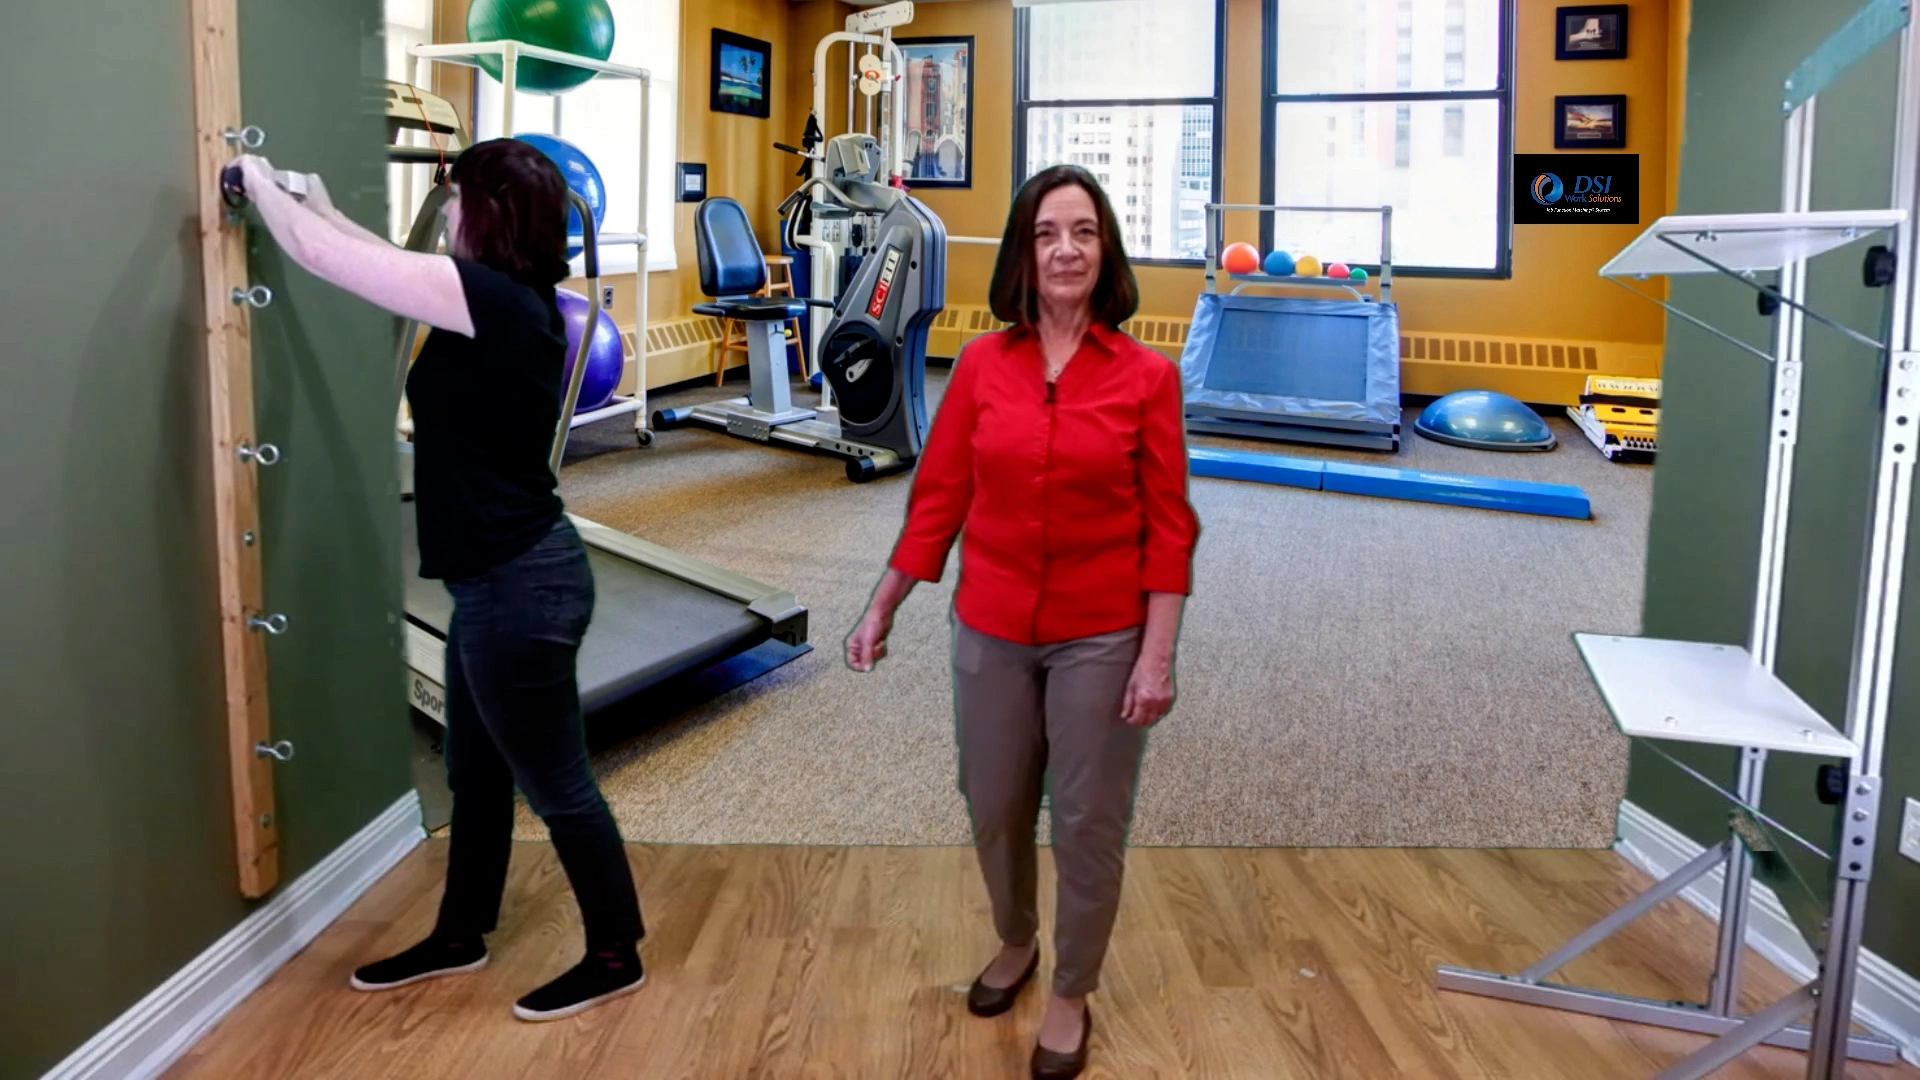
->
[410, 41, 650, 81]
[1600, 210, 1905, 278]
[1573, 634, 1857, 758]
[577, 232, 647, 248]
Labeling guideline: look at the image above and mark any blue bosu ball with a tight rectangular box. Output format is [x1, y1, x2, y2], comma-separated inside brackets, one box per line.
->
[1414, 389, 1557, 451]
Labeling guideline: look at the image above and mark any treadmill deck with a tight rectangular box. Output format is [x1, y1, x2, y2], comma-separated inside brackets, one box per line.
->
[402, 506, 773, 715]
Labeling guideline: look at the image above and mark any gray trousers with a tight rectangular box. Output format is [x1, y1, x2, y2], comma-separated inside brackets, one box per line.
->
[952, 617, 1146, 998]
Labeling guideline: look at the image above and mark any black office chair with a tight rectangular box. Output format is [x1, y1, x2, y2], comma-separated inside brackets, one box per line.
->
[691, 197, 821, 421]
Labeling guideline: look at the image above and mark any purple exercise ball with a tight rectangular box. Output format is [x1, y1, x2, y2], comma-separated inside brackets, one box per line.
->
[555, 287, 623, 412]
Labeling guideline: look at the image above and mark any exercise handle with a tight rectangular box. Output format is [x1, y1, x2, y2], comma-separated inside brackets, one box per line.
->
[220, 164, 248, 208]
[254, 739, 295, 761]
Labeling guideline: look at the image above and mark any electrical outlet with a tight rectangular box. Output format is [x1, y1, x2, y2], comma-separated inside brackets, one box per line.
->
[601, 285, 615, 309]
[1901, 798, 1920, 864]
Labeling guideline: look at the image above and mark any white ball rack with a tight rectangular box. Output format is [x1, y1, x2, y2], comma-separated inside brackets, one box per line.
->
[1435, 0, 1920, 1076]
[408, 39, 657, 449]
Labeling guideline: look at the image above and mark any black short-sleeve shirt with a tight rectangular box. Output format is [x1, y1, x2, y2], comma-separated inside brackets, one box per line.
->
[406, 257, 568, 581]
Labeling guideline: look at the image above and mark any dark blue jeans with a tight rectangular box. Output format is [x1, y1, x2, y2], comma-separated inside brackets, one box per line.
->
[434, 516, 643, 950]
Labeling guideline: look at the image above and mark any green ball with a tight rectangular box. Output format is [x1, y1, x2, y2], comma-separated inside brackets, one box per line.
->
[467, 0, 615, 95]
[1349, 267, 1369, 282]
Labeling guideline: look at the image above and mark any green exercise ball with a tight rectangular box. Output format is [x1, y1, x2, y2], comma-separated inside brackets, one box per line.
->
[466, 0, 615, 95]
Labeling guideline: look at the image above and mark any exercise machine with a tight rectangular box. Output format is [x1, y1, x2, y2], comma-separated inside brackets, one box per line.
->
[1436, 1, 1918, 1074]
[1184, 202, 1402, 451]
[384, 58, 812, 726]
[652, 184, 943, 483]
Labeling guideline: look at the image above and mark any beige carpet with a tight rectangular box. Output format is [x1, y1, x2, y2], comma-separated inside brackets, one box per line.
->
[511, 369, 1651, 848]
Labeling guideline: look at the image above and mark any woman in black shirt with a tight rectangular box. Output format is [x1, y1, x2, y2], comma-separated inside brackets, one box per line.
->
[231, 140, 644, 1022]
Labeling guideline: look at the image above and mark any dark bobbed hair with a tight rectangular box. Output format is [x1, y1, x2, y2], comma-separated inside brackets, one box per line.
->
[988, 165, 1138, 328]
[447, 138, 571, 287]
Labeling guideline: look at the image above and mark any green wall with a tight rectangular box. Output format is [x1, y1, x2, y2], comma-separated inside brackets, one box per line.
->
[0, 1, 410, 1076]
[1634, 0, 1920, 978]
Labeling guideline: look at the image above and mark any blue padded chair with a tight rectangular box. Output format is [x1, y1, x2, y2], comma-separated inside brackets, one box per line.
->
[691, 197, 821, 417]
[693, 198, 810, 313]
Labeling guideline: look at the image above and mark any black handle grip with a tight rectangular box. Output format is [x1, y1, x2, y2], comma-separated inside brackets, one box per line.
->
[774, 142, 805, 156]
[220, 164, 247, 208]
[566, 190, 599, 281]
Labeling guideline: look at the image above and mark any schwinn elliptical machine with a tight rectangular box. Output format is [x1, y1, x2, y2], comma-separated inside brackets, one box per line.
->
[654, 124, 946, 483]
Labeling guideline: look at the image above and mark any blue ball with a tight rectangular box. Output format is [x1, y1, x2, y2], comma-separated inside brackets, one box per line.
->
[1263, 249, 1296, 277]
[514, 132, 606, 260]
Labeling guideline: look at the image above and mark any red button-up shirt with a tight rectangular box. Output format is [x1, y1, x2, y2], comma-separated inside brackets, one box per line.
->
[888, 321, 1201, 645]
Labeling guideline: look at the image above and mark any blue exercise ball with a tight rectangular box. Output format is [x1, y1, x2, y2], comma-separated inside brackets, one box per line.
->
[514, 132, 605, 259]
[1263, 249, 1296, 277]
[1414, 389, 1557, 451]
[556, 287, 623, 412]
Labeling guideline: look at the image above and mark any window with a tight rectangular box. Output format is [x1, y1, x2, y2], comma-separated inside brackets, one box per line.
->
[1263, 0, 1511, 275]
[384, 0, 437, 244]
[1015, 0, 1225, 263]
[469, 0, 680, 274]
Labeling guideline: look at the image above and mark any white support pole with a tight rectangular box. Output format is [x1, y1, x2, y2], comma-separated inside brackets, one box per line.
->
[1810, 12, 1920, 1073]
[634, 73, 651, 435]
[1752, 97, 1818, 670]
[500, 42, 518, 136]
[1706, 92, 1820, 1022]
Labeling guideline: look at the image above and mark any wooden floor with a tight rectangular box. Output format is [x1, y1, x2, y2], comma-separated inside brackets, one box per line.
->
[167, 843, 1917, 1079]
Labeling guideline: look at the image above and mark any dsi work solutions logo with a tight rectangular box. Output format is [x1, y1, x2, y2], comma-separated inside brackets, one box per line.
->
[1513, 154, 1639, 224]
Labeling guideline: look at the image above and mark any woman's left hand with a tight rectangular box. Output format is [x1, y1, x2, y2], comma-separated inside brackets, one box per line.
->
[1120, 650, 1175, 726]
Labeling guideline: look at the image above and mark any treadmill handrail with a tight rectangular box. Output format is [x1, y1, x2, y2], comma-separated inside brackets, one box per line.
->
[568, 515, 807, 638]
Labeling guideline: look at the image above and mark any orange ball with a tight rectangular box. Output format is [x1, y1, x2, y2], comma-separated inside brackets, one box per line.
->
[1221, 242, 1261, 275]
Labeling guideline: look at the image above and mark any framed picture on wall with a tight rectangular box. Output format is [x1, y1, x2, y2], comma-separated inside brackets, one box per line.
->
[1555, 94, 1627, 149]
[1555, 5, 1629, 61]
[895, 36, 975, 188]
[711, 29, 772, 119]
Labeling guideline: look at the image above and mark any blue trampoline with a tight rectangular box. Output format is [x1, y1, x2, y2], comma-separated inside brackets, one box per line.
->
[1183, 202, 1402, 451]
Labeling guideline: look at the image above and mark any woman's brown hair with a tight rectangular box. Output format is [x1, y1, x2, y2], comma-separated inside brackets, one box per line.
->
[988, 165, 1139, 328]
[448, 138, 572, 287]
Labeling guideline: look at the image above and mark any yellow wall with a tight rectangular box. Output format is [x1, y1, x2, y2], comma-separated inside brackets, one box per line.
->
[845, 0, 1674, 347]
[1666, 0, 1690, 214]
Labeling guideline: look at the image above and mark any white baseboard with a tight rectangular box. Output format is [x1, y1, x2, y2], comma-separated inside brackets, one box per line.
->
[1614, 799, 1920, 1066]
[42, 792, 425, 1080]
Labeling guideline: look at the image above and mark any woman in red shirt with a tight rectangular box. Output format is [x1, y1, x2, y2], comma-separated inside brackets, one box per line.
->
[847, 165, 1200, 1080]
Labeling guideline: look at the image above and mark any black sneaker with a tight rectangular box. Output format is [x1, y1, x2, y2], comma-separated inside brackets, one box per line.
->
[348, 935, 488, 991]
[511, 946, 646, 1022]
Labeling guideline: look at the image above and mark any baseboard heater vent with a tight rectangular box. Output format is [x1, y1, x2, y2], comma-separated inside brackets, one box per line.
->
[619, 316, 724, 390]
[1399, 331, 1662, 407]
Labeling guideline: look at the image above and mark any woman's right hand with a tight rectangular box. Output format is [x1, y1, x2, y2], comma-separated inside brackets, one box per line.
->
[845, 606, 893, 672]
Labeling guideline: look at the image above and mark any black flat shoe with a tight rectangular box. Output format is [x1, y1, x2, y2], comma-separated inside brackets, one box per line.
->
[1031, 1003, 1092, 1080]
[967, 945, 1039, 1017]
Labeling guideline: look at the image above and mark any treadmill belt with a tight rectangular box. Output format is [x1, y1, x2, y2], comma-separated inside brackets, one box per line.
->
[402, 506, 770, 712]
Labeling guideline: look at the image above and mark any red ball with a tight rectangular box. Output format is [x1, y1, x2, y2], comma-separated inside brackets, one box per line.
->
[1326, 262, 1350, 279]
[1221, 242, 1261, 275]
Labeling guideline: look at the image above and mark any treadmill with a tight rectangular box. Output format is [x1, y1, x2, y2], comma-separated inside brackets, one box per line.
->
[385, 101, 810, 724]
[399, 470, 809, 726]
